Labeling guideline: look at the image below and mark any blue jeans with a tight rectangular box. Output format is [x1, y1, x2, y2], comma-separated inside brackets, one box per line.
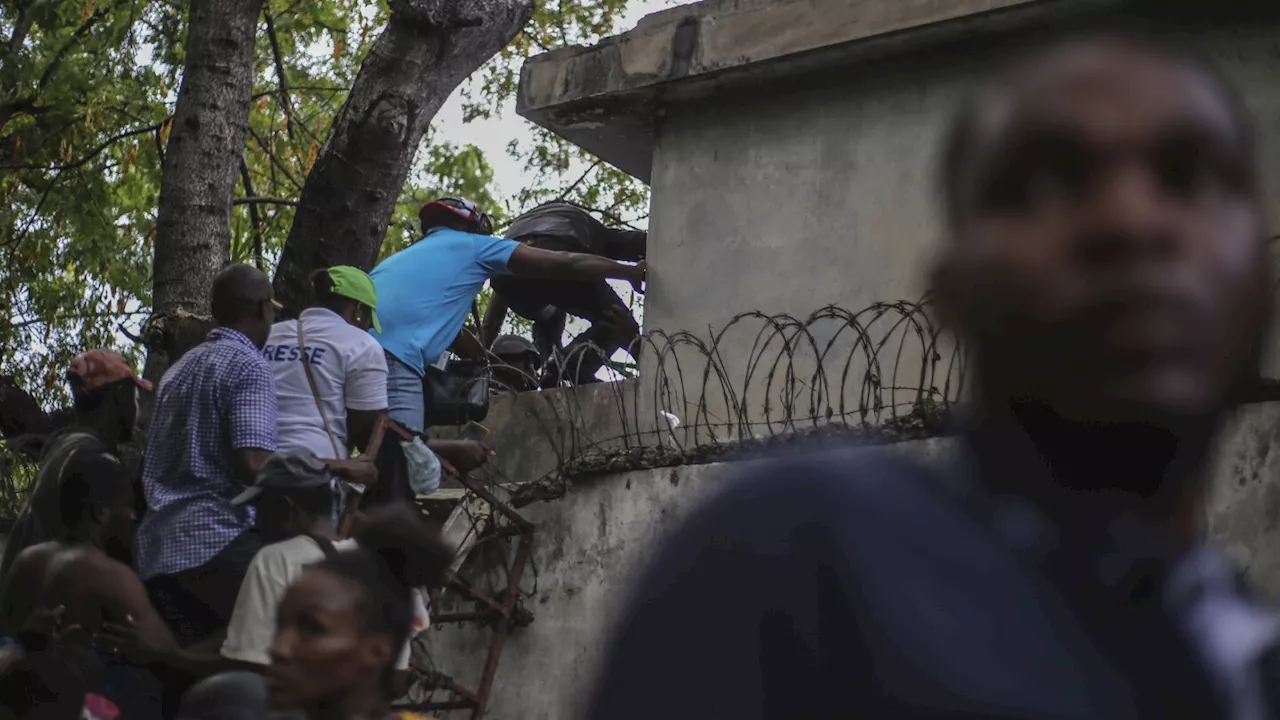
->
[386, 351, 426, 433]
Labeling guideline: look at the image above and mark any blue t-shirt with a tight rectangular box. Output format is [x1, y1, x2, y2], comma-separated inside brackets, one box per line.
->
[370, 228, 520, 375]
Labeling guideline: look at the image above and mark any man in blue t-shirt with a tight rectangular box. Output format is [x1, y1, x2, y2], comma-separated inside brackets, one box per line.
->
[370, 197, 646, 432]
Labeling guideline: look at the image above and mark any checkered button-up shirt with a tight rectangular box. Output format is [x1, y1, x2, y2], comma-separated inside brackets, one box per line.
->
[135, 328, 278, 580]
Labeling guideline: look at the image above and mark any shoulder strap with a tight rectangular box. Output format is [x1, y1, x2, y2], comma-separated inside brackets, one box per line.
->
[297, 316, 345, 458]
[304, 532, 340, 561]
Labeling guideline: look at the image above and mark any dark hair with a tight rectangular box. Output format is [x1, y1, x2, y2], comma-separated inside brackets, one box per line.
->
[314, 504, 452, 680]
[309, 269, 356, 315]
[58, 451, 131, 532]
[940, 24, 1253, 225]
[211, 264, 273, 326]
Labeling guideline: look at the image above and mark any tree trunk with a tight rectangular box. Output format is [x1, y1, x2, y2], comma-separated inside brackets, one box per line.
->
[145, 0, 263, 373]
[138, 0, 263, 448]
[272, 0, 535, 311]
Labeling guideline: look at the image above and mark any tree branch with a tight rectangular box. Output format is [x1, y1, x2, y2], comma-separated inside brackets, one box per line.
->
[262, 9, 326, 151]
[36, 1, 114, 92]
[554, 159, 602, 203]
[233, 196, 297, 206]
[246, 125, 303, 190]
[565, 201, 642, 232]
[4, 169, 64, 249]
[251, 84, 344, 101]
[263, 9, 301, 151]
[239, 158, 268, 271]
[8, 309, 149, 330]
[4, 4, 34, 58]
[0, 123, 161, 172]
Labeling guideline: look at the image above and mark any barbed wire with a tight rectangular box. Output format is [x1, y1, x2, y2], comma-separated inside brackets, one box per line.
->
[459, 298, 966, 507]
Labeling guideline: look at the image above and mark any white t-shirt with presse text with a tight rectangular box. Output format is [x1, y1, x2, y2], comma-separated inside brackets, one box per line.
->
[263, 308, 388, 459]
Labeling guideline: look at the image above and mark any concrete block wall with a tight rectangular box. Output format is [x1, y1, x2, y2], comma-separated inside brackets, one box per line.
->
[421, 408, 1280, 720]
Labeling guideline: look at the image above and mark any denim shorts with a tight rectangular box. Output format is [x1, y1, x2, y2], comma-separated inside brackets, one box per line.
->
[385, 351, 426, 433]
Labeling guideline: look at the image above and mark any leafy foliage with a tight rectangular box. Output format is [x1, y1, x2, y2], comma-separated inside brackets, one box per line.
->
[0, 0, 673, 410]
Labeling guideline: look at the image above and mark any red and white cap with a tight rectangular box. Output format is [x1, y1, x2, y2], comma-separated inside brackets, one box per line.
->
[67, 349, 152, 396]
[418, 197, 494, 235]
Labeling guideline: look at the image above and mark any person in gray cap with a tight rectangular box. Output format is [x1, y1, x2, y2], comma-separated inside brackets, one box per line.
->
[227, 448, 337, 545]
[220, 450, 358, 669]
[489, 334, 542, 394]
[223, 451, 428, 684]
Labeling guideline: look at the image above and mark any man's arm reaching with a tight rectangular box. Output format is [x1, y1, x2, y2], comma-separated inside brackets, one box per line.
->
[99, 618, 259, 678]
[507, 246, 645, 294]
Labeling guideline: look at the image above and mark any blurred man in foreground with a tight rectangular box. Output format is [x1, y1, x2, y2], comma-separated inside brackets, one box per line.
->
[587, 29, 1277, 719]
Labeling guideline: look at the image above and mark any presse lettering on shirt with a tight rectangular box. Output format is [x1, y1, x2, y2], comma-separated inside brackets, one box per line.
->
[262, 344, 327, 365]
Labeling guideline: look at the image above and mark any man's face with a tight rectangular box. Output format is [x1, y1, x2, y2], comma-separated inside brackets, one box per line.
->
[943, 40, 1271, 424]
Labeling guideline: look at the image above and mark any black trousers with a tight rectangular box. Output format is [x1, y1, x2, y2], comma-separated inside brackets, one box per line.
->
[490, 272, 636, 385]
[144, 529, 262, 647]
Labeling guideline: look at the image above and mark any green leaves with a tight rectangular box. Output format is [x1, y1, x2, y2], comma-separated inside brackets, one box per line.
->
[0, 0, 671, 409]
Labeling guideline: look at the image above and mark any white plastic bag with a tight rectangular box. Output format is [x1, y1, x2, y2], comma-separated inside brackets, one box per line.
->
[401, 435, 442, 496]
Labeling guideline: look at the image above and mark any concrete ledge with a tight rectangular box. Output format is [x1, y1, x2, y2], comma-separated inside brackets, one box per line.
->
[517, 0, 1123, 181]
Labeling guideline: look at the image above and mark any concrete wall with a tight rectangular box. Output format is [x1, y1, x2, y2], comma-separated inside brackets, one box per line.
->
[422, 406, 1280, 720]
[643, 17, 1280, 378]
[421, 404, 1280, 719]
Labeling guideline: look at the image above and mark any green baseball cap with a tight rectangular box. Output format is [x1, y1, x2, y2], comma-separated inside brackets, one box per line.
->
[326, 266, 380, 332]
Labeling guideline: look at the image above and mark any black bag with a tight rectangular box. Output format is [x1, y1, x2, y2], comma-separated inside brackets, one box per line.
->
[423, 302, 491, 428]
[424, 361, 490, 427]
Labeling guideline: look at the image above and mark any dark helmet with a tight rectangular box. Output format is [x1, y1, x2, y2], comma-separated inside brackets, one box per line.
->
[491, 334, 539, 361]
[418, 197, 494, 236]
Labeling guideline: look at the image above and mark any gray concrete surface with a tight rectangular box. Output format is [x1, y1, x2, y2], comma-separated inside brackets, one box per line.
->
[518, 0, 1100, 181]
[431, 381, 634, 488]
[1209, 403, 1280, 600]
[644, 18, 1280, 362]
[421, 409, 1280, 720]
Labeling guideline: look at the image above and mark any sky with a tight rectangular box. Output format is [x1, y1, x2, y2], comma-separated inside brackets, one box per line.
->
[430, 1, 677, 206]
